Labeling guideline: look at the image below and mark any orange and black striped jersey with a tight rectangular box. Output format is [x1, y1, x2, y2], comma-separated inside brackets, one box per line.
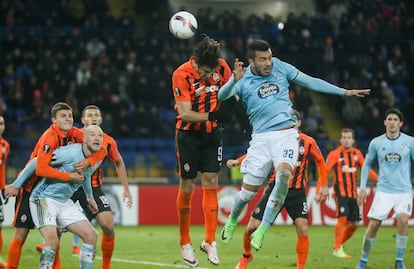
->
[0, 137, 10, 190]
[172, 57, 232, 133]
[326, 145, 377, 199]
[289, 132, 327, 189]
[235, 132, 327, 190]
[90, 132, 121, 188]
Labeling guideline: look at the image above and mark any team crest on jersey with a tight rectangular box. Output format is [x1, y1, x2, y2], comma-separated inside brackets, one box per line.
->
[212, 72, 220, 82]
[353, 154, 359, 161]
[174, 87, 181, 96]
[257, 83, 279, 98]
[385, 152, 401, 162]
[184, 163, 190, 172]
[43, 144, 50, 153]
[20, 214, 27, 223]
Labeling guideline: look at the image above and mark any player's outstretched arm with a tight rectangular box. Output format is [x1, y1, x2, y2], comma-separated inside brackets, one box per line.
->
[344, 89, 371, 97]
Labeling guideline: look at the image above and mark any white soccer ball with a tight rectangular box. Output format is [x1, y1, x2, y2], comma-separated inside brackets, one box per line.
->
[169, 11, 198, 39]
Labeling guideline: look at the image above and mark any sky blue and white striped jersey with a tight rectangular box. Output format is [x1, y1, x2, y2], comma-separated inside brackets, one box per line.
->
[218, 57, 345, 134]
[360, 133, 414, 193]
[31, 143, 101, 203]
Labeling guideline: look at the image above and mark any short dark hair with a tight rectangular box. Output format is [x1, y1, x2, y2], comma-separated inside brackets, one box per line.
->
[384, 108, 404, 121]
[82, 104, 101, 117]
[341, 128, 355, 139]
[51, 102, 72, 118]
[247, 39, 270, 59]
[193, 35, 220, 69]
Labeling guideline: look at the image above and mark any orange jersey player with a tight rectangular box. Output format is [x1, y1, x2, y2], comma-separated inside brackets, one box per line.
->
[326, 128, 377, 259]
[228, 110, 328, 269]
[172, 35, 233, 267]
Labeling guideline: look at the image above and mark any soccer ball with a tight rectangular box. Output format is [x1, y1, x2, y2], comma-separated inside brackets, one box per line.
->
[169, 11, 198, 39]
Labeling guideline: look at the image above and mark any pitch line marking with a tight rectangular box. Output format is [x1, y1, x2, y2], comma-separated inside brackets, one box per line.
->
[95, 256, 211, 269]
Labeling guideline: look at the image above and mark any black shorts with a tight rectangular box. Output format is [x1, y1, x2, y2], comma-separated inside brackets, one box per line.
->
[12, 188, 35, 229]
[175, 129, 223, 179]
[251, 182, 308, 222]
[71, 187, 112, 221]
[336, 196, 360, 222]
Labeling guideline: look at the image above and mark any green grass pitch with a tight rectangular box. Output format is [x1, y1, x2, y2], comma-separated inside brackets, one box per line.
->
[3, 225, 412, 268]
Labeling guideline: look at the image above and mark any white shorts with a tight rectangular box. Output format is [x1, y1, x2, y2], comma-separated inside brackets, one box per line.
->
[30, 197, 88, 229]
[240, 128, 299, 186]
[367, 191, 413, 221]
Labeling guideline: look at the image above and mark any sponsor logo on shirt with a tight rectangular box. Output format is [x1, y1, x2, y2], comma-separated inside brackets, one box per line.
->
[257, 83, 279, 98]
[385, 152, 401, 162]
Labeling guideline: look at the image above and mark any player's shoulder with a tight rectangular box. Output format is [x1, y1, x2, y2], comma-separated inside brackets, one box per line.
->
[103, 132, 116, 145]
[299, 132, 316, 143]
[173, 60, 193, 77]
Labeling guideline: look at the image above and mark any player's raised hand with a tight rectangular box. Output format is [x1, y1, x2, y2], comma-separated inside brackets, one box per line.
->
[344, 89, 371, 97]
[232, 58, 246, 82]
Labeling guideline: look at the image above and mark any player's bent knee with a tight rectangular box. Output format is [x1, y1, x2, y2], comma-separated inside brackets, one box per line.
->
[239, 187, 256, 202]
[278, 170, 291, 183]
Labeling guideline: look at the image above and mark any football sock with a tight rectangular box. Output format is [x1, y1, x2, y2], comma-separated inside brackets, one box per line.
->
[261, 170, 290, 228]
[40, 246, 56, 269]
[177, 189, 193, 245]
[7, 237, 23, 269]
[80, 243, 96, 269]
[296, 235, 309, 266]
[52, 244, 61, 269]
[343, 224, 357, 245]
[334, 216, 347, 249]
[360, 236, 376, 261]
[242, 229, 252, 256]
[229, 187, 255, 221]
[202, 187, 218, 243]
[395, 234, 408, 261]
[101, 233, 115, 269]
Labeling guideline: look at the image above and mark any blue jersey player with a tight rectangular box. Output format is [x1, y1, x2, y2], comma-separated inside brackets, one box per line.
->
[355, 108, 414, 269]
[30, 125, 103, 269]
[218, 39, 371, 251]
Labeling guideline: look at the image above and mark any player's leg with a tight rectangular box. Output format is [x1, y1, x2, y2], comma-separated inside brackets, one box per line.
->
[63, 202, 98, 269]
[287, 189, 309, 269]
[393, 193, 412, 269]
[72, 234, 81, 254]
[250, 128, 298, 250]
[356, 191, 391, 268]
[222, 132, 273, 244]
[67, 220, 98, 269]
[175, 130, 200, 267]
[235, 182, 273, 269]
[94, 209, 115, 269]
[333, 197, 352, 258]
[198, 131, 222, 265]
[7, 189, 34, 269]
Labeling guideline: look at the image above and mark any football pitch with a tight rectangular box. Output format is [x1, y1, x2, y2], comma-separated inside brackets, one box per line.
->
[5, 225, 412, 268]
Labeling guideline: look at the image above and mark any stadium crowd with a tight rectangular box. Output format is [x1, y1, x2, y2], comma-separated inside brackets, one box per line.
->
[0, 0, 413, 159]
